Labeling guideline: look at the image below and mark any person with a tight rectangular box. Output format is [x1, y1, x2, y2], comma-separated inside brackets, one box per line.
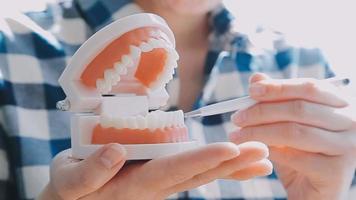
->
[0, 0, 355, 199]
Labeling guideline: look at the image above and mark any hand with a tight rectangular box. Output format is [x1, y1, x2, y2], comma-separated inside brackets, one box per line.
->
[39, 141, 272, 200]
[229, 73, 356, 200]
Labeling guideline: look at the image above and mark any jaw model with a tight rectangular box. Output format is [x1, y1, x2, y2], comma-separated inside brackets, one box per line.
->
[58, 13, 196, 160]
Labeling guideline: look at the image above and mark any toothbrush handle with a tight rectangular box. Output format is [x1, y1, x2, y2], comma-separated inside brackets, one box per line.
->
[200, 96, 257, 117]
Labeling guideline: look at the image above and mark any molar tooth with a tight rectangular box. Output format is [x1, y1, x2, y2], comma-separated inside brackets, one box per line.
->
[103, 79, 112, 93]
[104, 69, 119, 85]
[96, 79, 106, 93]
[156, 39, 166, 48]
[139, 42, 152, 52]
[114, 63, 128, 75]
[169, 60, 178, 68]
[121, 55, 133, 67]
[129, 45, 141, 59]
[170, 49, 180, 60]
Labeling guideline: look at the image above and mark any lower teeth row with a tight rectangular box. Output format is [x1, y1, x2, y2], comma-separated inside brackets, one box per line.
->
[100, 110, 185, 130]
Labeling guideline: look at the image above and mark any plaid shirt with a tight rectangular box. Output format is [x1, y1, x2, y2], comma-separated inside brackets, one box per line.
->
[1, 0, 354, 199]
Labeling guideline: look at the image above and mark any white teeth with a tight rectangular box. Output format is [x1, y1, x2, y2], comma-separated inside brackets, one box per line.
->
[96, 37, 179, 93]
[96, 79, 111, 94]
[104, 69, 120, 85]
[127, 117, 138, 129]
[176, 110, 185, 126]
[99, 110, 185, 130]
[147, 112, 157, 130]
[169, 49, 179, 60]
[100, 115, 113, 128]
[167, 58, 178, 68]
[121, 55, 133, 67]
[129, 45, 141, 59]
[96, 79, 106, 93]
[148, 38, 160, 48]
[139, 42, 152, 52]
[113, 117, 124, 129]
[137, 115, 147, 129]
[114, 63, 128, 75]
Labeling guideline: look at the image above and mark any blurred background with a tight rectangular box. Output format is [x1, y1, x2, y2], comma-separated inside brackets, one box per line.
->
[225, 0, 356, 93]
[3, 0, 356, 92]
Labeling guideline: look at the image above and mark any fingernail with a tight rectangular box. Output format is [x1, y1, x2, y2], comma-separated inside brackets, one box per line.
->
[100, 144, 126, 169]
[250, 84, 266, 96]
[231, 111, 246, 124]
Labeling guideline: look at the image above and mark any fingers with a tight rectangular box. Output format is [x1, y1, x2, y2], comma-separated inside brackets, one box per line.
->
[139, 142, 240, 190]
[248, 77, 348, 107]
[231, 100, 353, 131]
[230, 122, 348, 156]
[268, 147, 329, 176]
[52, 144, 126, 199]
[249, 73, 270, 84]
[224, 158, 273, 180]
[164, 142, 270, 194]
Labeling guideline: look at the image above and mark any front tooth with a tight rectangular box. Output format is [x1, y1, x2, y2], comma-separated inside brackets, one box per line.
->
[129, 45, 141, 59]
[127, 117, 138, 129]
[100, 115, 113, 128]
[157, 113, 166, 129]
[147, 112, 157, 130]
[167, 112, 174, 127]
[140, 42, 152, 52]
[121, 55, 133, 67]
[136, 115, 147, 129]
[113, 117, 124, 129]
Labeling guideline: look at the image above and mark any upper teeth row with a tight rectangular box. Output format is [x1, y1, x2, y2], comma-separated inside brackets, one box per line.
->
[100, 110, 185, 130]
[96, 38, 179, 94]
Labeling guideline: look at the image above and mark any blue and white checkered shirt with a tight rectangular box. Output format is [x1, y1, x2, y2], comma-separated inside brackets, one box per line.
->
[1, 0, 354, 199]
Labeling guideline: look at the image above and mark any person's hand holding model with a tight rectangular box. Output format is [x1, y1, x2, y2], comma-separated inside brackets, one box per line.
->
[230, 73, 356, 200]
[38, 142, 271, 200]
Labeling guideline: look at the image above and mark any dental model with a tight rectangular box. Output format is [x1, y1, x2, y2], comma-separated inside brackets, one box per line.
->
[57, 13, 196, 160]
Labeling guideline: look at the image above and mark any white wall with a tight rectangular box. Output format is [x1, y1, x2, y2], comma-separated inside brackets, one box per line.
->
[224, 0, 356, 91]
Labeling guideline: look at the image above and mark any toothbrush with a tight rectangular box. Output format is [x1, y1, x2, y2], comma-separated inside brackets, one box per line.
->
[184, 77, 350, 118]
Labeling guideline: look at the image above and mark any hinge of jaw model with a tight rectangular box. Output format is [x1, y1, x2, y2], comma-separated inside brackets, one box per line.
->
[58, 13, 197, 160]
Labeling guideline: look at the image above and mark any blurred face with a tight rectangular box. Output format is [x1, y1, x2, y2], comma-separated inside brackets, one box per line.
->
[154, 0, 222, 15]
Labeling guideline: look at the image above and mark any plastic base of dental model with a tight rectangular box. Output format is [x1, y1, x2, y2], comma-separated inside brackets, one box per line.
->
[71, 114, 198, 160]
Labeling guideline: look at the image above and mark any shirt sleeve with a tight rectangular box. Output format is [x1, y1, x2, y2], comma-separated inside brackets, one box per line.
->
[0, 21, 18, 200]
[0, 123, 11, 200]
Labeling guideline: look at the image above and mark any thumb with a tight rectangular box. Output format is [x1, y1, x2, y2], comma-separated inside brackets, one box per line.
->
[249, 72, 269, 84]
[53, 143, 126, 199]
